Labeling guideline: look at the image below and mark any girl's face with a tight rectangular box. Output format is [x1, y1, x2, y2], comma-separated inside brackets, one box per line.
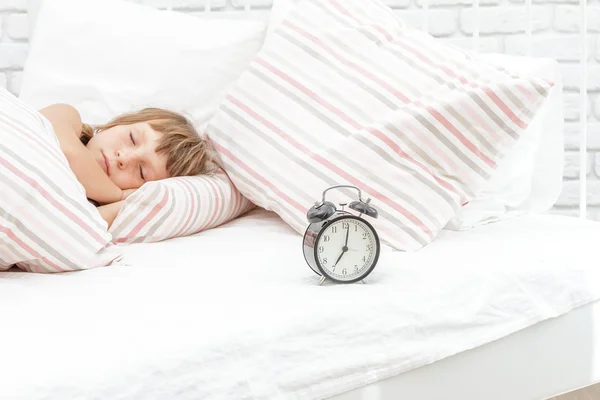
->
[86, 122, 169, 190]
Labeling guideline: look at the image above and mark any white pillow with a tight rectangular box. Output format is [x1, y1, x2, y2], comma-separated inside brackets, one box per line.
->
[206, 0, 553, 251]
[266, 0, 564, 230]
[20, 0, 267, 130]
[26, 0, 42, 39]
[109, 171, 255, 244]
[446, 55, 564, 229]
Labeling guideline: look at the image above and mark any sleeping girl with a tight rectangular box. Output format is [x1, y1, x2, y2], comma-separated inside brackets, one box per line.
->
[40, 104, 214, 228]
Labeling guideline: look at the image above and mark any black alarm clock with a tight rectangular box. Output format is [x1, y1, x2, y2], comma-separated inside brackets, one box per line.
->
[302, 185, 380, 285]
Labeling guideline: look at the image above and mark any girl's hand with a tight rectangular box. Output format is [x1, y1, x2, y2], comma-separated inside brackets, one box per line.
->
[121, 189, 137, 201]
[97, 200, 126, 229]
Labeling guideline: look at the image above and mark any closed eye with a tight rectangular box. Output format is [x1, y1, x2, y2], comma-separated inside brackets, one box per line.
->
[140, 166, 145, 181]
[130, 132, 136, 145]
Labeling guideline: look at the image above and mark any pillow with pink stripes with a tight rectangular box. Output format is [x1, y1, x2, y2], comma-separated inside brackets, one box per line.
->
[109, 170, 255, 244]
[205, 0, 554, 251]
[0, 88, 121, 272]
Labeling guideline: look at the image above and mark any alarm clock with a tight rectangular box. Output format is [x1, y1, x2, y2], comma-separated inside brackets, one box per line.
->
[302, 185, 380, 285]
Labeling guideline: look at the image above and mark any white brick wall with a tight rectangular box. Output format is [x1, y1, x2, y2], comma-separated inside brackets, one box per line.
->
[460, 6, 552, 34]
[5, 13, 27, 40]
[0, 0, 598, 220]
[0, 0, 26, 11]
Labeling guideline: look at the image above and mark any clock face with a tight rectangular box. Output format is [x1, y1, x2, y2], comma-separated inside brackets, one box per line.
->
[315, 216, 379, 283]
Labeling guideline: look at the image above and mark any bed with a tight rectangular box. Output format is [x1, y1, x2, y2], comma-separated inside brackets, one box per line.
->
[1, 207, 599, 400]
[334, 300, 600, 400]
[2, 0, 596, 398]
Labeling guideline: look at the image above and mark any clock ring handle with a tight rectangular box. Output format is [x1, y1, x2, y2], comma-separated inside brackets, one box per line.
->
[321, 185, 378, 219]
[321, 185, 365, 204]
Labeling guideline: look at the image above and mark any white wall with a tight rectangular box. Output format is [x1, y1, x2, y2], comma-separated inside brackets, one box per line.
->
[1, 0, 598, 220]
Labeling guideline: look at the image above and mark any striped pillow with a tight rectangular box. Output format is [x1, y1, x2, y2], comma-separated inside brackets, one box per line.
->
[205, 0, 554, 251]
[0, 88, 121, 272]
[109, 170, 255, 244]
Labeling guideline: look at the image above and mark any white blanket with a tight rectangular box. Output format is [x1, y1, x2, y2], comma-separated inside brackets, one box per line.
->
[1, 209, 600, 399]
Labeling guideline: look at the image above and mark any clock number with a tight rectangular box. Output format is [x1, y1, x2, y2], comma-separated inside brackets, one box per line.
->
[355, 266, 359, 273]
[355, 224, 358, 232]
[362, 232, 368, 240]
[342, 268, 347, 275]
[318, 246, 324, 253]
[331, 226, 337, 234]
[324, 235, 330, 242]
[323, 257, 328, 264]
[362, 256, 366, 262]
[366, 244, 373, 251]
[342, 222, 349, 230]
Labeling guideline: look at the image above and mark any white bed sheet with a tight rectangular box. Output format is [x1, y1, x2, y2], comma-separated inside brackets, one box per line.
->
[334, 297, 600, 400]
[1, 209, 599, 400]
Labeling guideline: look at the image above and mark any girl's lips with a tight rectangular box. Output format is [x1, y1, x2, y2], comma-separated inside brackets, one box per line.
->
[102, 152, 110, 175]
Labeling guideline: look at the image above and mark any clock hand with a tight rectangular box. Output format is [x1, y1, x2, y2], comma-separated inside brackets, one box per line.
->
[334, 251, 345, 266]
[344, 226, 350, 248]
[335, 227, 351, 266]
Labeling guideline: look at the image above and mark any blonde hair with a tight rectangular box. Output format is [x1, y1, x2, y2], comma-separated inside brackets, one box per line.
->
[81, 108, 215, 177]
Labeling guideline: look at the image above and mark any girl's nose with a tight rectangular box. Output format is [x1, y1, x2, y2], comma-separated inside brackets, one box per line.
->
[116, 150, 130, 169]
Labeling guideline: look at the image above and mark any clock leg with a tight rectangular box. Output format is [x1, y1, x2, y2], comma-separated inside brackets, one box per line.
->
[318, 276, 327, 286]
[360, 279, 366, 284]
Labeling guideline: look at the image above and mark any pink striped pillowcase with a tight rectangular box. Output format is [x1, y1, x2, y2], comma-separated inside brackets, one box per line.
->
[109, 170, 255, 244]
[205, 0, 554, 251]
[0, 88, 121, 273]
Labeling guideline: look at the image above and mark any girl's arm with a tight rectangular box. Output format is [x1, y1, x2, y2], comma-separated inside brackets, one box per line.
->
[97, 201, 125, 228]
[39, 104, 125, 204]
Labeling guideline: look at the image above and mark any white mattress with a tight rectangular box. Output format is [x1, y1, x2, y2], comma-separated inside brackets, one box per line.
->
[1, 209, 599, 400]
[334, 297, 600, 400]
